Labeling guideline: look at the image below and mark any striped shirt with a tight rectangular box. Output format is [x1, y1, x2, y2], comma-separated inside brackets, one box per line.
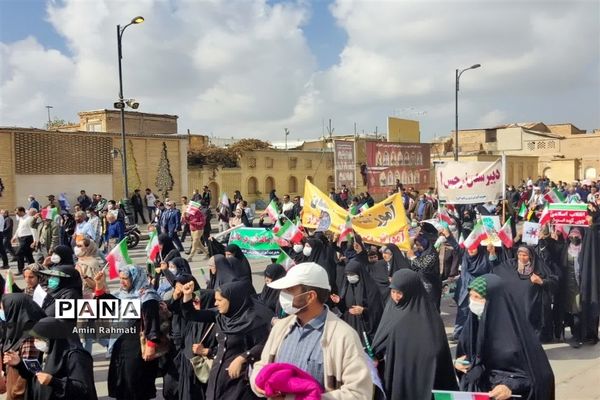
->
[276, 306, 327, 388]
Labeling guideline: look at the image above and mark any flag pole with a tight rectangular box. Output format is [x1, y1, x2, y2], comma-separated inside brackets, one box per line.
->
[211, 224, 244, 241]
[501, 152, 507, 224]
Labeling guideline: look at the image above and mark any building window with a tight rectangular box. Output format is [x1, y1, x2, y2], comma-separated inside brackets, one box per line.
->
[248, 157, 256, 168]
[248, 177, 258, 195]
[265, 157, 274, 168]
[289, 157, 297, 169]
[265, 176, 275, 194]
[288, 176, 298, 193]
[86, 122, 102, 132]
[485, 129, 497, 143]
[537, 141, 546, 150]
[305, 159, 312, 169]
[526, 142, 535, 151]
[548, 141, 556, 149]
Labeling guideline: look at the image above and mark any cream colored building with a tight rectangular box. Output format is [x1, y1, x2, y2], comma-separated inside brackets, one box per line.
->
[432, 122, 600, 182]
[0, 110, 188, 211]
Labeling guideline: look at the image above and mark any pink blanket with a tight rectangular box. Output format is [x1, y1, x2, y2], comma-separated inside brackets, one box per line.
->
[255, 362, 324, 400]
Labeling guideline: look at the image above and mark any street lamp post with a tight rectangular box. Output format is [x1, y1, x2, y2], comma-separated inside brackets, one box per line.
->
[116, 16, 144, 199]
[454, 63, 481, 161]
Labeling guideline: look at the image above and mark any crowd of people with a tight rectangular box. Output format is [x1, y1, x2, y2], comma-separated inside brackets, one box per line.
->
[0, 176, 598, 400]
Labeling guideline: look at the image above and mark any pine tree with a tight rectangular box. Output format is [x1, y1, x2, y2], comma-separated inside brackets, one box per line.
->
[127, 139, 142, 193]
[155, 142, 174, 198]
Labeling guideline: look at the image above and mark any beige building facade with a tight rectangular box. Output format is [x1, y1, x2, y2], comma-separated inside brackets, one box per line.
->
[0, 110, 188, 212]
[432, 122, 600, 182]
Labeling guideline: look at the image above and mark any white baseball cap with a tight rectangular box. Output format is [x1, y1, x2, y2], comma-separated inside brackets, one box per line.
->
[267, 262, 331, 290]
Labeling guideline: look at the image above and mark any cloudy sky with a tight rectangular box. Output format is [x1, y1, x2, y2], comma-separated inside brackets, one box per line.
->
[1, 0, 598, 142]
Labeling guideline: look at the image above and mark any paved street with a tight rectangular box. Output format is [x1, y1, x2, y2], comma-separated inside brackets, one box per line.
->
[8, 233, 600, 399]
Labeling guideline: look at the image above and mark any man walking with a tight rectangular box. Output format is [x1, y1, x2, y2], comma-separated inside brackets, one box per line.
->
[162, 201, 184, 252]
[131, 189, 147, 224]
[12, 207, 35, 275]
[145, 188, 157, 222]
[250, 262, 373, 399]
[0, 210, 9, 268]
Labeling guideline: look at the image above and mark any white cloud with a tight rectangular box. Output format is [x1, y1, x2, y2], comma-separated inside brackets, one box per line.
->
[0, 0, 598, 140]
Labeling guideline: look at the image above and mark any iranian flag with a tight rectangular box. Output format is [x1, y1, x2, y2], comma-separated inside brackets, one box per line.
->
[359, 203, 369, 213]
[187, 200, 201, 215]
[462, 222, 487, 250]
[497, 217, 514, 248]
[106, 238, 133, 280]
[544, 187, 565, 204]
[433, 390, 490, 400]
[539, 204, 551, 225]
[458, 232, 465, 248]
[276, 250, 296, 270]
[349, 205, 359, 215]
[518, 203, 527, 219]
[264, 199, 279, 221]
[273, 220, 304, 244]
[338, 215, 354, 246]
[4, 270, 14, 294]
[438, 207, 454, 225]
[40, 207, 58, 221]
[145, 230, 160, 263]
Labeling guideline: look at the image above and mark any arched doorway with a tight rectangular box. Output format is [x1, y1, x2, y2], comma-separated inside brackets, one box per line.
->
[247, 177, 258, 195]
[208, 182, 219, 207]
[265, 176, 275, 195]
[288, 176, 298, 194]
[542, 167, 552, 180]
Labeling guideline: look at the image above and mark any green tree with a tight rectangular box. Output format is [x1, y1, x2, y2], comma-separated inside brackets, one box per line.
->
[45, 117, 75, 130]
[156, 142, 174, 198]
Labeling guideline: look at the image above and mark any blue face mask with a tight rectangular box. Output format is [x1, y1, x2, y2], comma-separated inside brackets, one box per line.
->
[48, 276, 60, 290]
[0, 309, 5, 321]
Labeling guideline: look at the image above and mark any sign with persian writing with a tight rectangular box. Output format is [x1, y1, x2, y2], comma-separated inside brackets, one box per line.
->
[436, 160, 503, 204]
[334, 140, 356, 189]
[548, 203, 589, 226]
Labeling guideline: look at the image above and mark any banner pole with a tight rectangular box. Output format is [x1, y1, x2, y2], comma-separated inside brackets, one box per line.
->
[502, 152, 507, 224]
[212, 224, 244, 240]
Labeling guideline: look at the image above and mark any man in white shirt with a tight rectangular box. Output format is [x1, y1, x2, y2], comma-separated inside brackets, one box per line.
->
[0, 210, 8, 268]
[11, 207, 36, 275]
[73, 211, 97, 243]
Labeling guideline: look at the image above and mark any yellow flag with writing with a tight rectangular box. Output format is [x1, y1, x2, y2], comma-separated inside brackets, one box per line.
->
[301, 180, 411, 250]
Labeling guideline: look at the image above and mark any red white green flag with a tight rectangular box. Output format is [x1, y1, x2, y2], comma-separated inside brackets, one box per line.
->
[221, 193, 229, 208]
[145, 230, 160, 263]
[273, 220, 304, 244]
[106, 238, 133, 280]
[438, 207, 454, 225]
[543, 187, 565, 204]
[518, 203, 527, 219]
[40, 206, 58, 221]
[462, 222, 487, 250]
[264, 199, 280, 221]
[539, 204, 551, 225]
[359, 203, 369, 213]
[433, 390, 490, 400]
[497, 217, 513, 248]
[276, 249, 296, 270]
[338, 215, 354, 246]
[4, 270, 14, 294]
[187, 200, 201, 215]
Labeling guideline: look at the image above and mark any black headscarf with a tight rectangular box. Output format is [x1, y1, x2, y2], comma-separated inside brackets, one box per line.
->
[378, 269, 458, 399]
[52, 245, 75, 266]
[258, 264, 286, 314]
[158, 233, 179, 261]
[1, 293, 46, 352]
[225, 243, 252, 279]
[457, 274, 555, 399]
[383, 243, 411, 276]
[306, 237, 338, 293]
[579, 224, 600, 342]
[210, 254, 249, 290]
[31, 317, 98, 400]
[456, 247, 492, 306]
[216, 281, 273, 335]
[339, 259, 384, 343]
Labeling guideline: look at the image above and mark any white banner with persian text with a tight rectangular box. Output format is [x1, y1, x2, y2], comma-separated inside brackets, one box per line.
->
[436, 160, 503, 204]
[334, 140, 356, 189]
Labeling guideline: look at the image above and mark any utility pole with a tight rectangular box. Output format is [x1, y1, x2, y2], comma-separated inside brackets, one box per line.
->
[45, 105, 53, 126]
[284, 128, 290, 150]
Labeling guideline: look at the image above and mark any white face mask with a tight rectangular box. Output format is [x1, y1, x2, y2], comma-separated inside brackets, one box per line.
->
[107, 204, 114, 210]
[347, 275, 360, 284]
[303, 247, 312, 257]
[169, 267, 178, 274]
[293, 244, 304, 253]
[279, 291, 310, 315]
[74, 247, 83, 257]
[50, 254, 61, 264]
[469, 300, 486, 318]
[34, 339, 49, 353]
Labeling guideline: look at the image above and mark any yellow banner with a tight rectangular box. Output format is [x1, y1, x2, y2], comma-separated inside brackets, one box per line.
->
[301, 180, 411, 250]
